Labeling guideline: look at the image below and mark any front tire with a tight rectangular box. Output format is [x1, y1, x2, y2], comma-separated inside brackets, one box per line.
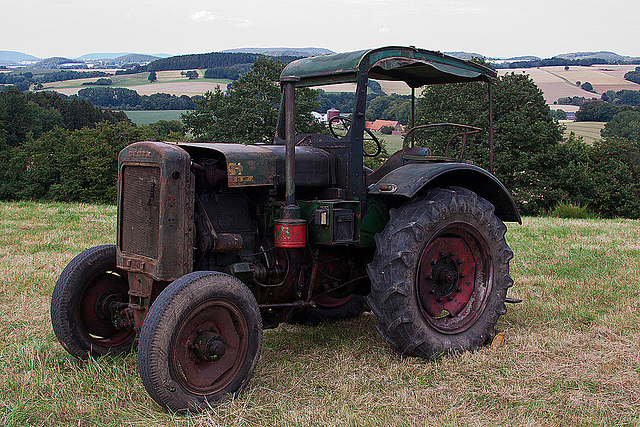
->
[51, 245, 135, 360]
[367, 187, 513, 359]
[138, 271, 262, 412]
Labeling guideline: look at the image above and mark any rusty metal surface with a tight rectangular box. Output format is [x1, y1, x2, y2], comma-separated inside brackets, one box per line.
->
[178, 142, 278, 187]
[281, 46, 497, 88]
[117, 141, 194, 281]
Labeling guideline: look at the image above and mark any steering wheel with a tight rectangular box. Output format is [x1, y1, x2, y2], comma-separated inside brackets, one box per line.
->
[328, 115, 382, 157]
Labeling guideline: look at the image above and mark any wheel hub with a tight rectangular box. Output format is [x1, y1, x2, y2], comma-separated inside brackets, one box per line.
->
[193, 329, 227, 362]
[430, 254, 460, 297]
[418, 236, 476, 319]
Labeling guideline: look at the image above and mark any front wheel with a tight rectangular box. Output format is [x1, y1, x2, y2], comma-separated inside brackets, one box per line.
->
[51, 245, 135, 360]
[367, 187, 514, 359]
[138, 271, 262, 412]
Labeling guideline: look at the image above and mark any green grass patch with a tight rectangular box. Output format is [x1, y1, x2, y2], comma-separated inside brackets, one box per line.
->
[1, 202, 640, 426]
[121, 110, 190, 125]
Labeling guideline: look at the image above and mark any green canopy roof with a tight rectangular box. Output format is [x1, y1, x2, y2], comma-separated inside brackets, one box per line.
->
[280, 46, 497, 88]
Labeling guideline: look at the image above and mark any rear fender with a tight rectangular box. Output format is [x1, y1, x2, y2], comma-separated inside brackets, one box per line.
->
[368, 162, 521, 223]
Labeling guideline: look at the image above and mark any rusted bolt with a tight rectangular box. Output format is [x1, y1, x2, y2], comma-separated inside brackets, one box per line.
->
[436, 296, 443, 302]
[449, 252, 455, 256]
[459, 273, 465, 278]
[439, 252, 445, 257]
[447, 296, 454, 301]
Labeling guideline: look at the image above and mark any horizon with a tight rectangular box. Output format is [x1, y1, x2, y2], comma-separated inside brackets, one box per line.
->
[2, 47, 640, 63]
[2, 0, 639, 61]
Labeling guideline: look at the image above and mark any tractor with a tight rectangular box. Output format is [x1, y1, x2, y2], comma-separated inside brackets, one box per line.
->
[51, 46, 521, 412]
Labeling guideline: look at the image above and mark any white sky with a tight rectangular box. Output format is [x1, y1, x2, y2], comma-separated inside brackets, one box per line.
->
[3, 0, 639, 59]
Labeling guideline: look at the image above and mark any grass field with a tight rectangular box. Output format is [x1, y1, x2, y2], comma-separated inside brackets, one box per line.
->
[122, 110, 190, 125]
[1, 202, 640, 426]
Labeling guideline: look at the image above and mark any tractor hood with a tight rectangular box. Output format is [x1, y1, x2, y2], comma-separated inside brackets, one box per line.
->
[176, 142, 336, 189]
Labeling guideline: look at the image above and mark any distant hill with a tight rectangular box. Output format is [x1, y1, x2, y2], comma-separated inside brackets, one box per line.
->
[445, 51, 488, 61]
[77, 52, 173, 61]
[555, 51, 628, 62]
[113, 54, 161, 64]
[0, 50, 41, 62]
[0, 50, 41, 66]
[35, 57, 86, 69]
[221, 47, 335, 57]
[76, 53, 133, 60]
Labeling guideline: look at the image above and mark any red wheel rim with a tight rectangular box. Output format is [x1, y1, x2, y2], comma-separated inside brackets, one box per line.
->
[78, 270, 134, 348]
[171, 299, 249, 395]
[416, 223, 491, 334]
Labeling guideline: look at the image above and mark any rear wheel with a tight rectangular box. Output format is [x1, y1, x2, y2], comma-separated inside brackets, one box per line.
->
[51, 245, 135, 360]
[138, 271, 262, 412]
[367, 187, 513, 359]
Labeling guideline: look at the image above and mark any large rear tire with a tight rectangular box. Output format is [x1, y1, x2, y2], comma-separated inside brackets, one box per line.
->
[138, 271, 262, 412]
[51, 245, 135, 360]
[367, 187, 514, 359]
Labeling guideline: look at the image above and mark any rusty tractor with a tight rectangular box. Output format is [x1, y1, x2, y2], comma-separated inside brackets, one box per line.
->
[51, 46, 521, 412]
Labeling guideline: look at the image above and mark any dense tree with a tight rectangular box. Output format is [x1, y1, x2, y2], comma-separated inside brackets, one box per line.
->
[183, 56, 321, 143]
[77, 87, 142, 109]
[365, 94, 412, 124]
[184, 70, 199, 79]
[148, 71, 157, 83]
[581, 82, 595, 92]
[415, 72, 640, 217]
[0, 121, 186, 203]
[417, 73, 564, 215]
[575, 100, 620, 122]
[624, 67, 640, 84]
[601, 110, 640, 145]
[601, 89, 640, 107]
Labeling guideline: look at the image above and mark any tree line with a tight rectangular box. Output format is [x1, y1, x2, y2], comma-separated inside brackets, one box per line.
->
[0, 70, 112, 91]
[2, 58, 640, 218]
[76, 87, 199, 110]
[416, 74, 640, 217]
[0, 87, 185, 203]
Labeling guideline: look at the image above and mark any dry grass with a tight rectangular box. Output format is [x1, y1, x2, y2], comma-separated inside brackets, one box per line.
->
[1, 202, 640, 426]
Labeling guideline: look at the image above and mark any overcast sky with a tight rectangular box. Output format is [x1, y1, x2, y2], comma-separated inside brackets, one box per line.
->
[3, 0, 639, 59]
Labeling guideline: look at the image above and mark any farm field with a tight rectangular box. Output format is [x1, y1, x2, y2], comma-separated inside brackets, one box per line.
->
[561, 121, 606, 144]
[1, 202, 640, 426]
[35, 70, 230, 96]
[498, 65, 640, 104]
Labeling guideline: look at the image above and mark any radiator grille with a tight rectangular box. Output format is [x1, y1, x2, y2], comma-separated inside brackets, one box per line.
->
[120, 165, 160, 259]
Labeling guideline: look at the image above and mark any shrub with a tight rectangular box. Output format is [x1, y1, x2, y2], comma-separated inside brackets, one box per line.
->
[547, 202, 598, 219]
